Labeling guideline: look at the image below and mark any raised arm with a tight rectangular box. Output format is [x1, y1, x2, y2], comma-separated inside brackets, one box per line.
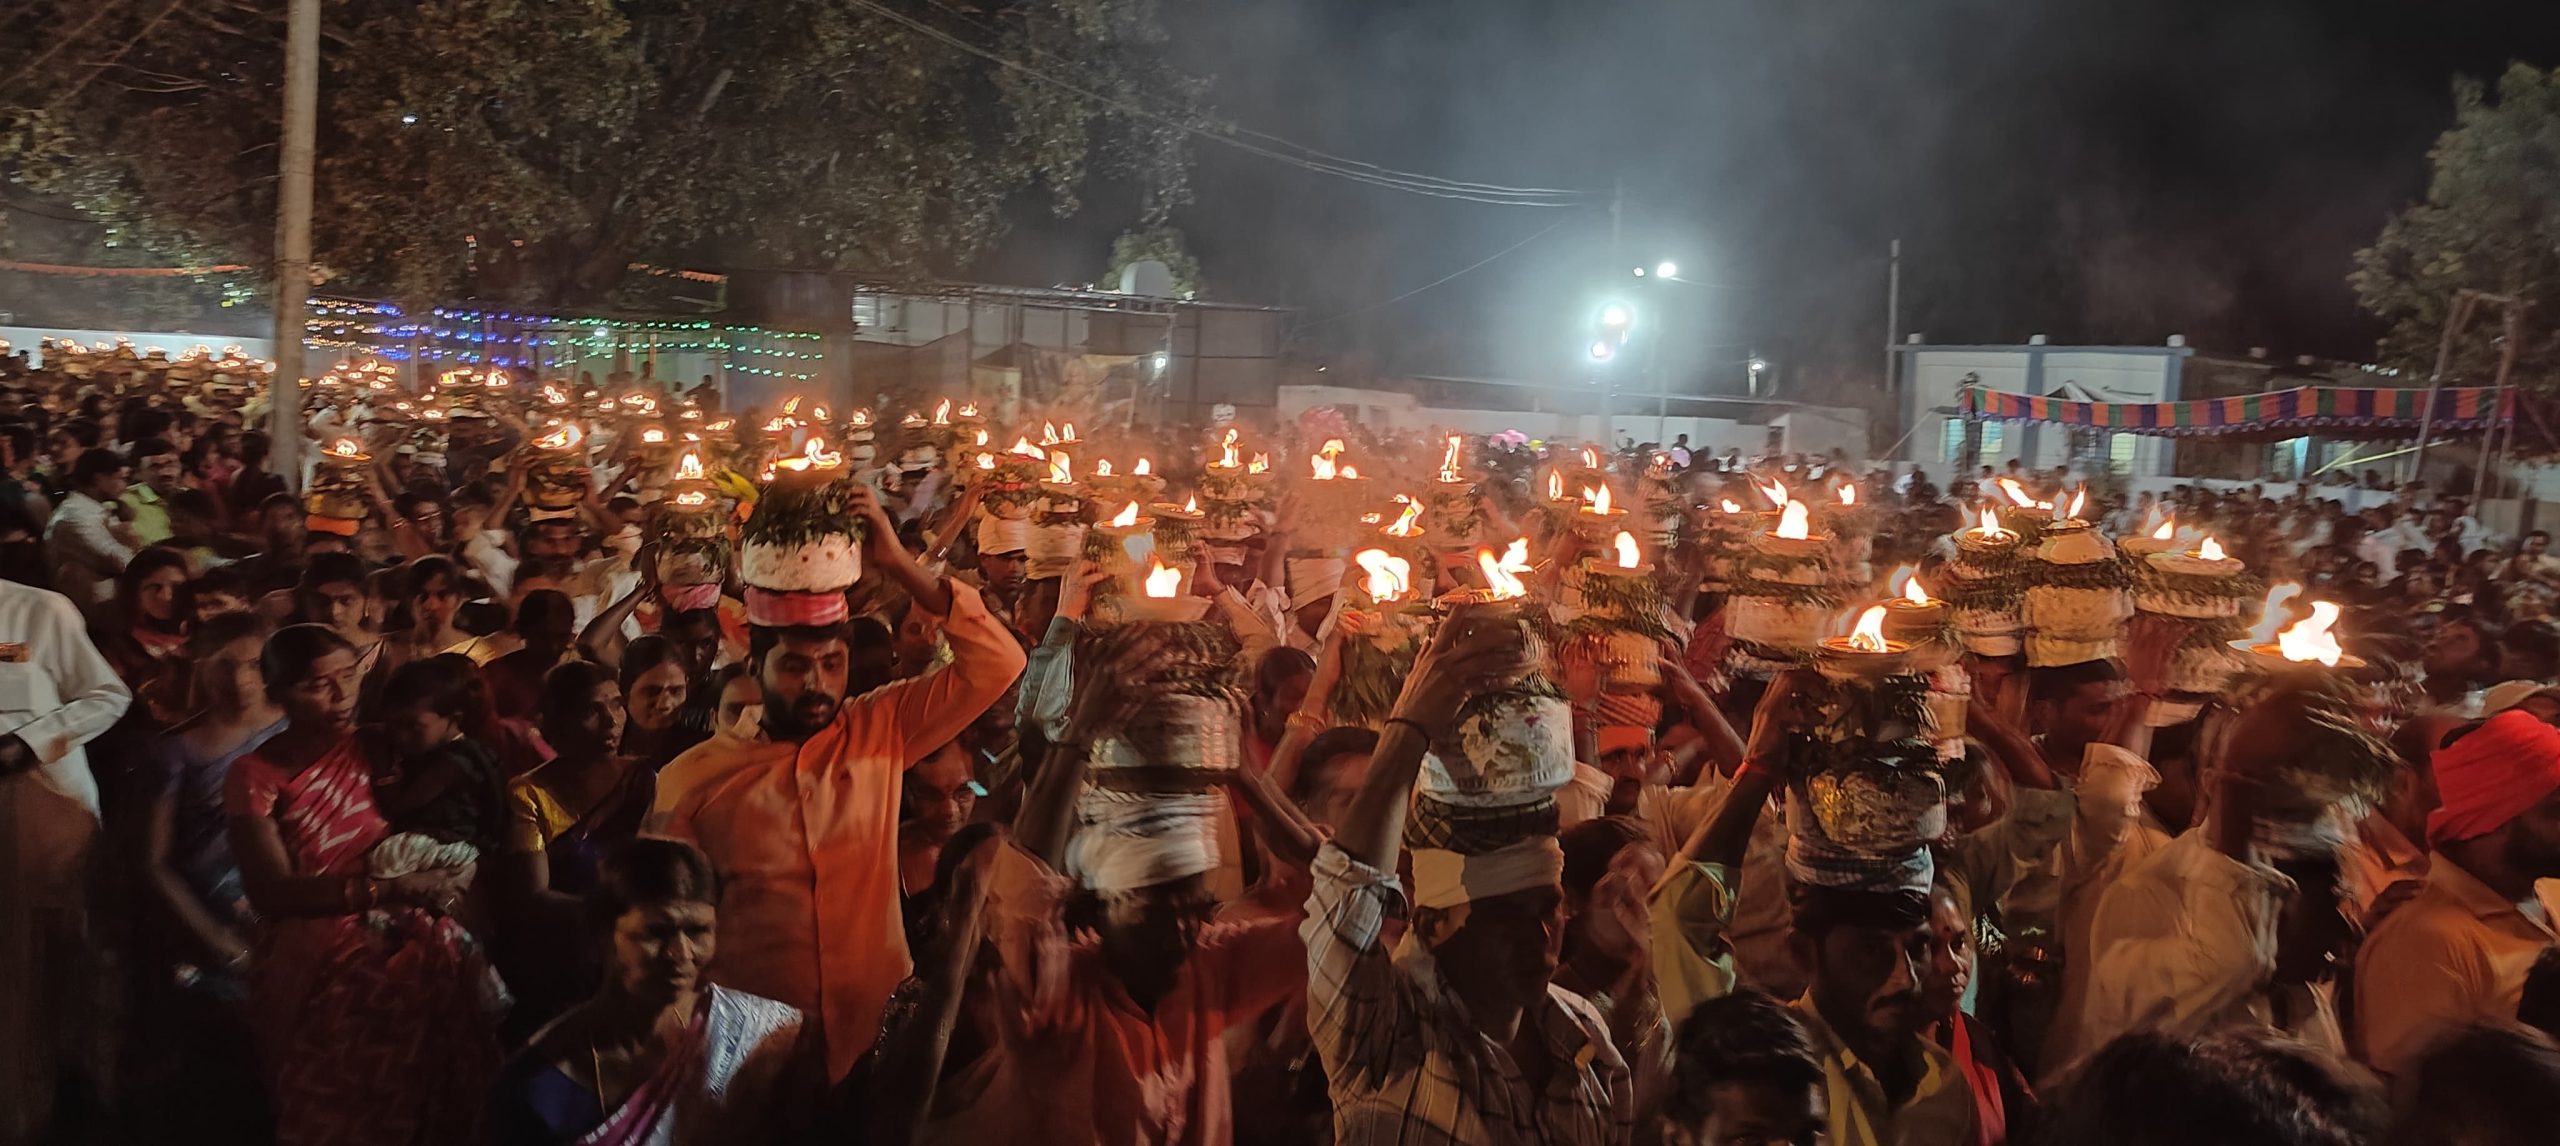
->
[1336, 606, 1534, 872]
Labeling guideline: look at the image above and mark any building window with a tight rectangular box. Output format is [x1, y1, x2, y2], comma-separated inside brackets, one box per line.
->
[1941, 419, 1965, 463]
[1980, 422, 2007, 459]
[2108, 432, 2138, 477]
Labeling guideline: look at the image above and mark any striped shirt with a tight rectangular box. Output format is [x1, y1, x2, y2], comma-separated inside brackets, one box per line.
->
[1301, 844, 1634, 1146]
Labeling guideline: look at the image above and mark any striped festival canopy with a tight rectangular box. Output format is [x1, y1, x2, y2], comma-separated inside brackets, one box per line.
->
[1958, 384, 2515, 440]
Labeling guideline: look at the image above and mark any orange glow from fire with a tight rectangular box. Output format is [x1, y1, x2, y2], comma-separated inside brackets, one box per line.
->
[2276, 601, 2344, 666]
[675, 451, 705, 481]
[1477, 538, 1534, 599]
[2197, 535, 2227, 562]
[1847, 606, 1890, 652]
[1439, 435, 1463, 481]
[1775, 501, 1812, 540]
[1612, 531, 1640, 569]
[1354, 548, 1413, 603]
[1110, 502, 1142, 528]
[1144, 559, 1182, 599]
[1385, 500, 1423, 537]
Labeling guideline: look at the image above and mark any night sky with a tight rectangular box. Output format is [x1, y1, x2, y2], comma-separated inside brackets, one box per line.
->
[974, 0, 2560, 397]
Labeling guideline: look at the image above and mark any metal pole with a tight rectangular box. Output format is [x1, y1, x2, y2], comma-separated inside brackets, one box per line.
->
[266, 0, 320, 493]
[1884, 238, 1901, 452]
[2406, 289, 2479, 486]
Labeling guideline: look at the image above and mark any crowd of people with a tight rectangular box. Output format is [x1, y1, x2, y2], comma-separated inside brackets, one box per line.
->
[4, 338, 2560, 1146]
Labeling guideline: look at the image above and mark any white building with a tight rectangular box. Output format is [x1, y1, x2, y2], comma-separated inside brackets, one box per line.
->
[1891, 336, 2194, 478]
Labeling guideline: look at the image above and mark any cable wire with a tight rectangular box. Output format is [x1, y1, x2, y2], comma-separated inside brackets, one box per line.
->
[845, 0, 1592, 205]
[1294, 216, 1575, 330]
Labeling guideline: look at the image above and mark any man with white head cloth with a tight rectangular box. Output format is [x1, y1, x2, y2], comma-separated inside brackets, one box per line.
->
[935, 631, 1320, 1146]
[1301, 608, 1636, 1146]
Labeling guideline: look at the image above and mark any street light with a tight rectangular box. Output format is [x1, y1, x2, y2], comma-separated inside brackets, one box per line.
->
[1654, 260, 1679, 280]
[1598, 302, 1634, 331]
[1589, 339, 1618, 363]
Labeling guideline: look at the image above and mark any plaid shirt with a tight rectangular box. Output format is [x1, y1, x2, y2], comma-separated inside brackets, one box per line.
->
[1301, 844, 1635, 1146]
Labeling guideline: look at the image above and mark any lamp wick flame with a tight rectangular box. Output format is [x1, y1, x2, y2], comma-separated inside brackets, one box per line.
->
[1110, 502, 1141, 528]
[1612, 531, 1640, 569]
[1184, 493, 1199, 513]
[1385, 500, 1423, 537]
[1997, 477, 2037, 507]
[2065, 487, 2087, 520]
[1838, 483, 1857, 506]
[1134, 457, 1152, 475]
[2247, 583, 2306, 645]
[1144, 559, 1182, 599]
[1758, 478, 1788, 507]
[1439, 434, 1463, 479]
[676, 450, 705, 480]
[1776, 500, 1812, 540]
[1048, 452, 1073, 483]
[1583, 483, 1615, 515]
[1847, 605, 1890, 652]
[1719, 498, 1742, 513]
[2152, 515, 2176, 541]
[2196, 535, 2227, 562]
[1902, 573, 1932, 605]
[1247, 453, 1270, 474]
[2276, 600, 2345, 666]
[1476, 537, 1533, 599]
[1354, 548, 1412, 602]
[1096, 458, 1115, 477]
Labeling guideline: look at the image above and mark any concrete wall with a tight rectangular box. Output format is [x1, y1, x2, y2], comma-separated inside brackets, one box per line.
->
[1896, 343, 2187, 477]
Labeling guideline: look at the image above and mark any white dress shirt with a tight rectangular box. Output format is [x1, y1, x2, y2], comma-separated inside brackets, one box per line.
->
[0, 579, 133, 816]
[42, 491, 133, 616]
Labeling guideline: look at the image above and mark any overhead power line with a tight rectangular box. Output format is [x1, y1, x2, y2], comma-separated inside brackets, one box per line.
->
[1295, 216, 1574, 330]
[844, 0, 1594, 207]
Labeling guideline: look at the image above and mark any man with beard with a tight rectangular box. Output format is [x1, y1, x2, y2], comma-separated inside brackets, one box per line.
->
[647, 484, 1023, 1082]
[2357, 709, 2560, 1078]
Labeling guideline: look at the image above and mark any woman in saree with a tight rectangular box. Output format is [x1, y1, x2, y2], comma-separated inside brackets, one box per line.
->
[497, 659, 655, 1031]
[488, 837, 815, 1145]
[222, 623, 504, 1145]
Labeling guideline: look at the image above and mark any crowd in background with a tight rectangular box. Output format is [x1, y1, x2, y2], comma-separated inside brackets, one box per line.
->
[5, 343, 2560, 1146]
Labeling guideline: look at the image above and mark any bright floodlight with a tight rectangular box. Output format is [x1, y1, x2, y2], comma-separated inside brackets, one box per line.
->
[1150, 351, 1169, 372]
[1655, 261, 1678, 279]
[1632, 266, 1647, 277]
[1749, 357, 1769, 373]
[1599, 303, 1633, 329]
[1589, 339, 1618, 362]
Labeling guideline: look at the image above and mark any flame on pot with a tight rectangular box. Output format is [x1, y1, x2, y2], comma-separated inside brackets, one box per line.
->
[1612, 531, 1641, 569]
[810, 405, 830, 422]
[1048, 452, 1073, 483]
[782, 396, 803, 416]
[1439, 435, 1464, 482]
[641, 427, 668, 445]
[2152, 516, 2176, 541]
[1184, 493, 1199, 513]
[1846, 605, 1890, 652]
[2196, 535, 2227, 561]
[1385, 499, 1423, 537]
[849, 409, 871, 428]
[1060, 422, 1077, 441]
[541, 384, 569, 405]
[1966, 504, 2007, 538]
[1312, 451, 1340, 481]
[674, 489, 710, 508]
[1776, 500, 1811, 540]
[2277, 600, 2345, 666]
[326, 438, 363, 458]
[1248, 454, 1270, 474]
[675, 451, 706, 481]
[774, 437, 842, 472]
[974, 452, 994, 471]
[1341, 465, 1361, 479]
[1838, 483, 1857, 506]
[1903, 573, 1934, 605]
[1997, 477, 2037, 507]
[1095, 458, 1115, 477]
[1548, 470, 1565, 500]
[1217, 434, 1241, 469]
[1581, 446, 1599, 469]
[2247, 583, 2305, 645]
[2065, 487, 2087, 520]
[1757, 477, 1788, 507]
[974, 427, 991, 446]
[1134, 457, 1152, 475]
[533, 423, 584, 451]
[1041, 421, 1059, 444]
[1110, 502, 1142, 528]
[1007, 437, 1045, 460]
[1720, 498, 1742, 513]
[1354, 548, 1412, 602]
[1144, 559, 1182, 599]
[931, 398, 951, 426]
[957, 402, 979, 418]
[1478, 537, 1534, 599]
[1582, 483, 1617, 515]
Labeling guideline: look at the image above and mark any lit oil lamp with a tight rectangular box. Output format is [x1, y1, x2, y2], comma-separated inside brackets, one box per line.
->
[1581, 529, 1654, 579]
[1883, 569, 1946, 644]
[2233, 598, 2363, 672]
[1114, 556, 1209, 622]
[2121, 514, 2182, 559]
[1816, 604, 1916, 680]
[1572, 482, 1630, 542]
[1443, 537, 1536, 608]
[1353, 547, 1415, 606]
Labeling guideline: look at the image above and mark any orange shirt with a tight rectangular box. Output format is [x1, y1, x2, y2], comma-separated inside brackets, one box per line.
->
[2354, 857, 2560, 1078]
[647, 580, 1024, 1080]
[928, 844, 1306, 1146]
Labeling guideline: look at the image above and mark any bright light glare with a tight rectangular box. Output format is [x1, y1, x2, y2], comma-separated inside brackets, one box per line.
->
[1588, 339, 1617, 362]
[1655, 261, 1678, 279]
[1748, 357, 1769, 373]
[1599, 303, 1633, 329]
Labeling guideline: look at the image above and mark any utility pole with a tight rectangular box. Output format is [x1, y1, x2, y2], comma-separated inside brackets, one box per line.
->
[1883, 239, 1901, 451]
[267, 0, 320, 493]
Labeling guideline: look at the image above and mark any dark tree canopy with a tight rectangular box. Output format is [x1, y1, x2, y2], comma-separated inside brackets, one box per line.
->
[0, 0, 1197, 308]
[2353, 63, 2560, 393]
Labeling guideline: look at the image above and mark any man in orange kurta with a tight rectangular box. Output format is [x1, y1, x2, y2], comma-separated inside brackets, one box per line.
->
[650, 527, 1025, 1080]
